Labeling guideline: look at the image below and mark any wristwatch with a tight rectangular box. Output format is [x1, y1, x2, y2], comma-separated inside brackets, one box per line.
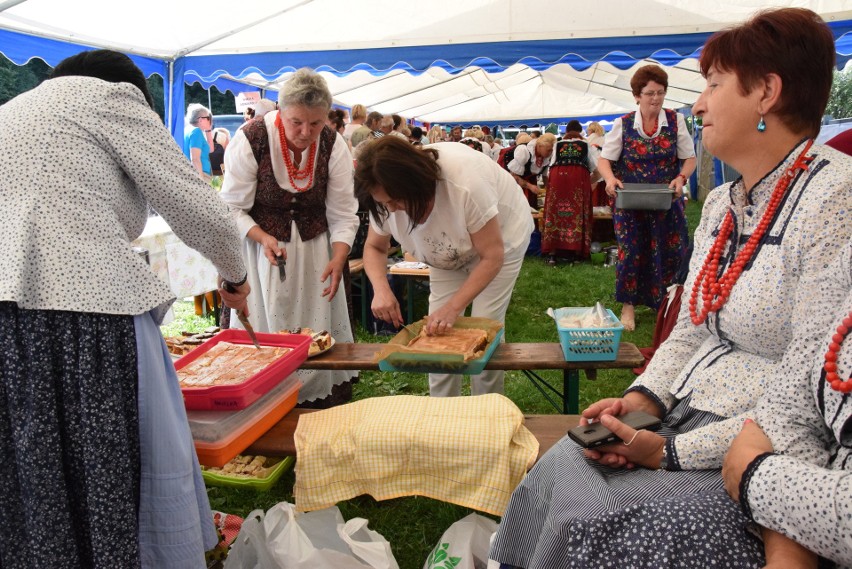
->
[659, 445, 668, 470]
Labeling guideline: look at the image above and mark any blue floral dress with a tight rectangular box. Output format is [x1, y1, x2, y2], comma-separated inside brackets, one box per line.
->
[612, 109, 688, 309]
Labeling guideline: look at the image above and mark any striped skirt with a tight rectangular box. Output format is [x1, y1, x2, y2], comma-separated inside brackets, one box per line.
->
[490, 397, 763, 568]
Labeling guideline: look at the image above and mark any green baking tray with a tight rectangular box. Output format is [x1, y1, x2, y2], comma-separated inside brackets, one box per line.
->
[378, 328, 504, 374]
[201, 455, 294, 491]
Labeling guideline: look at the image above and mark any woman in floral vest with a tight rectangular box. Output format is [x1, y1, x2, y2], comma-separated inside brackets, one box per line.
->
[220, 69, 359, 408]
[597, 64, 696, 331]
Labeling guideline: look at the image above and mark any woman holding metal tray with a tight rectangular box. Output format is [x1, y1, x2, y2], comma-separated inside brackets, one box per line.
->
[354, 136, 533, 397]
[597, 64, 697, 331]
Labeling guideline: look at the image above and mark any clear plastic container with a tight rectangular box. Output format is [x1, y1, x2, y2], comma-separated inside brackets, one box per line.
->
[188, 375, 301, 467]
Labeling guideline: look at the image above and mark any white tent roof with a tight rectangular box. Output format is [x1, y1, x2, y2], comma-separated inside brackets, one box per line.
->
[1, 0, 850, 131]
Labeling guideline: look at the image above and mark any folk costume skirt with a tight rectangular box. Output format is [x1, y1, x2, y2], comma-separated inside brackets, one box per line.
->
[542, 164, 593, 259]
[489, 396, 752, 569]
[0, 303, 216, 569]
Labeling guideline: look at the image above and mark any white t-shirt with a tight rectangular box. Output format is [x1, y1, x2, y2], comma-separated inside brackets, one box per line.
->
[372, 142, 533, 271]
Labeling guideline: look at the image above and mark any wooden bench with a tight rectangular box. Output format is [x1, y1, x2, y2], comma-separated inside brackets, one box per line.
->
[247, 408, 581, 464]
[300, 341, 643, 415]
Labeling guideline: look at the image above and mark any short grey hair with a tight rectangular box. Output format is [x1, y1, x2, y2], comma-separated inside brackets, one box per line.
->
[278, 68, 332, 110]
[186, 103, 211, 127]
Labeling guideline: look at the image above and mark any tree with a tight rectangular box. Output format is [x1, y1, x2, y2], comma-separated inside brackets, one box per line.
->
[826, 69, 852, 120]
[0, 56, 50, 105]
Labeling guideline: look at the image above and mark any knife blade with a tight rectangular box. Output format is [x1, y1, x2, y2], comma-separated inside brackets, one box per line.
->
[235, 310, 262, 349]
[221, 279, 262, 349]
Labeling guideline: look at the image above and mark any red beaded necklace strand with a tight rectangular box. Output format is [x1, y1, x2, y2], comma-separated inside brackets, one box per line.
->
[642, 115, 659, 137]
[689, 139, 815, 325]
[275, 112, 317, 191]
[824, 311, 852, 393]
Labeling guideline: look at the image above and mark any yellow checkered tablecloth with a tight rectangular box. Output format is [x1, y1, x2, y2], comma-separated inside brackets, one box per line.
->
[293, 394, 539, 515]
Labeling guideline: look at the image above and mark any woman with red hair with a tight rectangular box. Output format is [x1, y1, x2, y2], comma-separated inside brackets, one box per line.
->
[597, 63, 696, 331]
[491, 8, 852, 567]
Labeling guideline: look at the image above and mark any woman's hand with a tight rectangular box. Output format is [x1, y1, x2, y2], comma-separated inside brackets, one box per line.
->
[320, 244, 349, 302]
[527, 182, 543, 197]
[424, 305, 461, 336]
[371, 288, 403, 328]
[581, 397, 634, 425]
[582, 414, 666, 470]
[722, 419, 774, 502]
[218, 278, 251, 316]
[247, 226, 285, 266]
[604, 177, 622, 198]
[669, 176, 685, 199]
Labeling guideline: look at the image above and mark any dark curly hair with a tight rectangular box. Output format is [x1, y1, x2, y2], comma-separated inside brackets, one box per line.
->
[51, 49, 154, 109]
[327, 108, 346, 132]
[354, 136, 441, 232]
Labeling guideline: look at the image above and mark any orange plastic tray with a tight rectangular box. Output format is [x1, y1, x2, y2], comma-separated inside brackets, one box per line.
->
[176, 329, 309, 410]
[188, 375, 301, 468]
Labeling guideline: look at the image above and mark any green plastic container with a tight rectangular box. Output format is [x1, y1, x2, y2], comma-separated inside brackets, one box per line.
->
[201, 455, 294, 491]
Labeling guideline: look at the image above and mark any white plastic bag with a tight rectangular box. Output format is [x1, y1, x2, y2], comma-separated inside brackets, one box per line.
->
[224, 502, 399, 569]
[423, 513, 500, 569]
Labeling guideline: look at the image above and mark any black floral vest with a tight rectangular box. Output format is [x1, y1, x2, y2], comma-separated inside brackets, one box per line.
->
[244, 119, 336, 242]
[552, 139, 589, 168]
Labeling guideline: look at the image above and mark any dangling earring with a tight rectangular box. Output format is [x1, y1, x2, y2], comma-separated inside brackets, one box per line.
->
[757, 115, 766, 133]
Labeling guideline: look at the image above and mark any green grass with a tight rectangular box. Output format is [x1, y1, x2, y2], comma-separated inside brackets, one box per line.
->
[160, 301, 218, 337]
[172, 198, 703, 569]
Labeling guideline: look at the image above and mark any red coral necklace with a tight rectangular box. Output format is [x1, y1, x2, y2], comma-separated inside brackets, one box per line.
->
[824, 311, 852, 393]
[642, 115, 659, 137]
[689, 139, 814, 325]
[275, 112, 317, 192]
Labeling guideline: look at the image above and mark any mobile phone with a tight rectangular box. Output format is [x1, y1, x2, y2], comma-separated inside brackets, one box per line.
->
[568, 410, 662, 449]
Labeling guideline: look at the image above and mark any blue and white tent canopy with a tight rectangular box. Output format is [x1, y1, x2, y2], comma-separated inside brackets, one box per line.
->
[1, 0, 850, 138]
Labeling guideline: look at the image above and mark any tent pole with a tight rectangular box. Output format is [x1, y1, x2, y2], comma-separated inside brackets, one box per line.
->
[167, 60, 173, 132]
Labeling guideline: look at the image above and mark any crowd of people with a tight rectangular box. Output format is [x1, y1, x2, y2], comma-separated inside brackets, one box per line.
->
[1, 6, 851, 569]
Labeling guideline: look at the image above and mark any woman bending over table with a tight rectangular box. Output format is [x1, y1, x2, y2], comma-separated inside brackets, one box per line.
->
[506, 132, 556, 209]
[490, 8, 852, 568]
[220, 68, 360, 408]
[597, 64, 696, 331]
[355, 137, 533, 397]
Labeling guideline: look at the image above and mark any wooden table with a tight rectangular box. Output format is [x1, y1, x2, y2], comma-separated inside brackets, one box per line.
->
[301, 341, 643, 415]
[248, 408, 581, 463]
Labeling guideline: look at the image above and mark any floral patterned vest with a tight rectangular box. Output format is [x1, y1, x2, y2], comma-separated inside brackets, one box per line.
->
[244, 119, 336, 242]
[614, 109, 679, 184]
[552, 139, 589, 168]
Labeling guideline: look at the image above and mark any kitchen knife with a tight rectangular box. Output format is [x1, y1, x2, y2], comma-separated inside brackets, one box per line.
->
[221, 280, 262, 349]
[234, 310, 262, 349]
[275, 254, 286, 282]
